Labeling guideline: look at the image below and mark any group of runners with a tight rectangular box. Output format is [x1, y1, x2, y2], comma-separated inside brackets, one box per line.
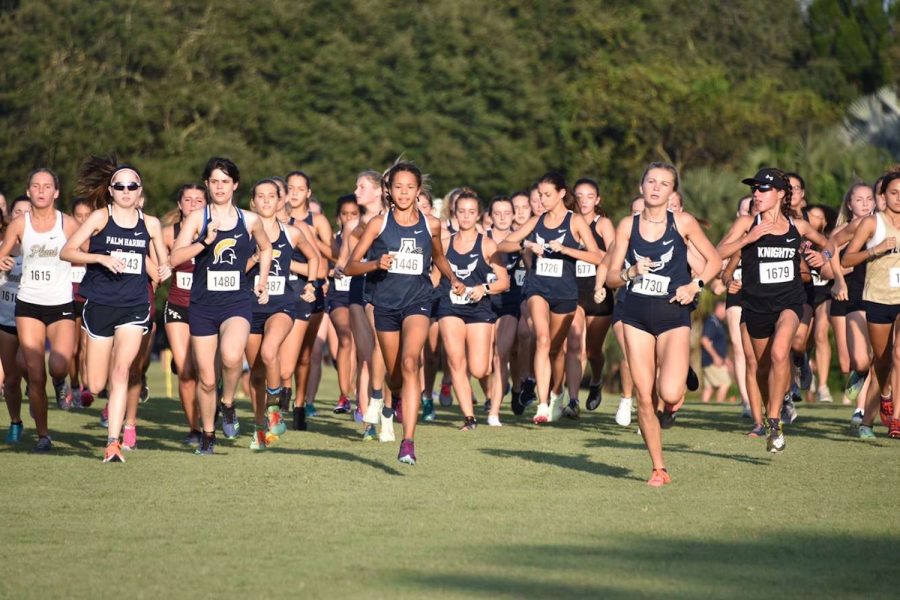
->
[2, 156, 898, 486]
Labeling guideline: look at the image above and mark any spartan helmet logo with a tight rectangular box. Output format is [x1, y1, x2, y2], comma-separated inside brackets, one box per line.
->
[450, 259, 479, 279]
[213, 238, 238, 266]
[398, 238, 421, 254]
[271, 249, 282, 276]
[632, 246, 674, 272]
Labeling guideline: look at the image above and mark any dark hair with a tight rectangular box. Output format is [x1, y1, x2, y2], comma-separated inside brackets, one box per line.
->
[880, 172, 900, 195]
[536, 171, 568, 193]
[385, 162, 423, 201]
[509, 190, 529, 202]
[286, 170, 311, 189]
[640, 162, 680, 192]
[809, 204, 838, 234]
[203, 157, 240, 184]
[489, 195, 513, 214]
[175, 183, 205, 203]
[70, 196, 91, 212]
[454, 187, 481, 213]
[572, 177, 605, 216]
[335, 194, 359, 217]
[27, 167, 60, 190]
[75, 154, 142, 211]
[249, 178, 282, 200]
[417, 190, 433, 206]
[785, 172, 805, 190]
[11, 194, 31, 212]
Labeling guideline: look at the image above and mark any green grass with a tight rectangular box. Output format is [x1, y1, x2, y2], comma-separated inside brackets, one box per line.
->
[1, 364, 897, 599]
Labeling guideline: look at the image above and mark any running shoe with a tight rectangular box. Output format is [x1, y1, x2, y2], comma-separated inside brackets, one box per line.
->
[658, 409, 677, 429]
[460, 416, 477, 431]
[33, 435, 52, 453]
[481, 397, 491, 413]
[293, 407, 307, 431]
[796, 353, 813, 390]
[816, 388, 833, 403]
[790, 382, 802, 403]
[747, 423, 766, 437]
[880, 396, 893, 428]
[54, 379, 72, 411]
[422, 395, 436, 422]
[548, 391, 565, 422]
[890, 418, 900, 440]
[304, 403, 318, 418]
[333, 395, 352, 414]
[857, 425, 876, 440]
[487, 415, 502, 427]
[139, 377, 149, 403]
[363, 396, 383, 425]
[850, 408, 864, 432]
[100, 403, 109, 428]
[585, 382, 603, 411]
[267, 405, 286, 437]
[398, 439, 416, 465]
[393, 400, 404, 424]
[122, 425, 137, 450]
[71, 388, 83, 409]
[249, 428, 267, 451]
[741, 406, 752, 419]
[221, 404, 239, 439]
[362, 424, 377, 441]
[520, 378, 536, 407]
[279, 388, 291, 412]
[379, 413, 395, 442]
[615, 397, 633, 427]
[102, 441, 125, 463]
[438, 382, 452, 407]
[80, 388, 94, 408]
[562, 399, 580, 420]
[533, 403, 550, 425]
[510, 391, 525, 416]
[686, 366, 699, 392]
[354, 407, 364, 424]
[5, 421, 23, 444]
[195, 433, 216, 456]
[845, 370, 867, 402]
[766, 419, 785, 453]
[647, 468, 671, 487]
[781, 394, 798, 425]
[183, 429, 202, 447]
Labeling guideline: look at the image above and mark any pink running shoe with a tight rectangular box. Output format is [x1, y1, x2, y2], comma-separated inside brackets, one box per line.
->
[80, 388, 94, 408]
[123, 425, 137, 450]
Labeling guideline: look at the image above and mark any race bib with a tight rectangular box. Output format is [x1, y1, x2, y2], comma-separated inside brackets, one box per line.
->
[759, 260, 794, 284]
[389, 252, 423, 275]
[514, 269, 526, 287]
[536, 257, 563, 278]
[333, 275, 351, 292]
[111, 251, 143, 275]
[0, 288, 16, 305]
[70, 266, 86, 283]
[576, 260, 596, 277]
[176, 271, 193, 290]
[733, 267, 742, 282]
[631, 273, 670, 296]
[450, 288, 473, 305]
[24, 265, 52, 283]
[208, 271, 240, 291]
[255, 275, 285, 296]
[890, 268, 900, 288]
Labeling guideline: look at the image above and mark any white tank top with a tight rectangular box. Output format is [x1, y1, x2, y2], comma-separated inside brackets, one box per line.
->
[0, 255, 23, 327]
[17, 210, 73, 305]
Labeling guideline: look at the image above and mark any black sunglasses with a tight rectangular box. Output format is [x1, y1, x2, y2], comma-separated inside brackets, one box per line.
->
[111, 182, 141, 192]
[750, 184, 774, 193]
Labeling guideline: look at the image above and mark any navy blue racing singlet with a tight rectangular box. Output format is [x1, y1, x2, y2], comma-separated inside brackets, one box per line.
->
[79, 207, 150, 307]
[370, 209, 433, 310]
[190, 206, 254, 307]
[622, 211, 691, 302]
[525, 211, 579, 301]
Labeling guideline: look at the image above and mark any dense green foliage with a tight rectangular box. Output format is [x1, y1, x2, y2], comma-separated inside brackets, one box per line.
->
[0, 0, 896, 218]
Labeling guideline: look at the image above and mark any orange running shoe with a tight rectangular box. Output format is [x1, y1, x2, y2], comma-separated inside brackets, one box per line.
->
[889, 418, 900, 440]
[647, 468, 671, 487]
[102, 441, 125, 463]
[880, 396, 894, 428]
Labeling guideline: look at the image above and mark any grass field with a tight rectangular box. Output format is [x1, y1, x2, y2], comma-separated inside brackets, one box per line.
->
[1, 362, 897, 599]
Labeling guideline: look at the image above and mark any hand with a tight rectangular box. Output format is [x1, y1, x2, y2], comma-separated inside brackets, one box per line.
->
[524, 241, 544, 257]
[378, 254, 393, 270]
[204, 219, 220, 245]
[669, 282, 697, 305]
[804, 250, 825, 269]
[831, 279, 848, 301]
[633, 257, 652, 276]
[333, 263, 345, 279]
[300, 283, 316, 302]
[547, 240, 565, 254]
[746, 221, 774, 243]
[450, 278, 467, 296]
[467, 285, 485, 302]
[875, 237, 897, 256]
[714, 357, 725, 367]
[0, 257, 15, 272]
[158, 263, 172, 282]
[593, 287, 607, 303]
[727, 279, 742, 295]
[255, 282, 269, 305]
[99, 254, 126, 274]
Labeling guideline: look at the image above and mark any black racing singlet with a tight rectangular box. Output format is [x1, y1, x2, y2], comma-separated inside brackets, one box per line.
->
[740, 215, 805, 314]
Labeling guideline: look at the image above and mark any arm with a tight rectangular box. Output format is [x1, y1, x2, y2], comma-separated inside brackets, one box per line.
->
[468, 237, 509, 302]
[145, 216, 171, 282]
[428, 215, 465, 295]
[288, 225, 319, 302]
[59, 210, 124, 274]
[841, 216, 889, 269]
[313, 214, 336, 263]
[548, 213, 603, 264]
[169, 211, 215, 268]
[0, 217, 24, 270]
[670, 212, 722, 304]
[246, 211, 273, 305]
[716, 215, 764, 260]
[496, 216, 539, 254]
[344, 216, 387, 276]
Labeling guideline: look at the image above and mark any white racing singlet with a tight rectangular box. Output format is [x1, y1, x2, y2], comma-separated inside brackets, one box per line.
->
[17, 210, 73, 306]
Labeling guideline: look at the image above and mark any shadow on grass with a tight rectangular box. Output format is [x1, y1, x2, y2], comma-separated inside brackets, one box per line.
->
[481, 448, 643, 481]
[396, 532, 898, 598]
[265, 447, 405, 476]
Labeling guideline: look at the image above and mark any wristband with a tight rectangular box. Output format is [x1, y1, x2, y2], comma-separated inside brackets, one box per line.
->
[822, 249, 833, 261]
[197, 237, 210, 248]
[868, 247, 875, 258]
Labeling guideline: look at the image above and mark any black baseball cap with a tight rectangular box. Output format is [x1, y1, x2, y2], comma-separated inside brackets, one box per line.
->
[741, 168, 789, 190]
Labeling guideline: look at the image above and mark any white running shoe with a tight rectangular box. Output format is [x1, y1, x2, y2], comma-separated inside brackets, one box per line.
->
[615, 396, 633, 427]
[548, 391, 565, 422]
[379, 413, 395, 442]
[533, 403, 550, 424]
[487, 415, 503, 427]
[364, 396, 384, 425]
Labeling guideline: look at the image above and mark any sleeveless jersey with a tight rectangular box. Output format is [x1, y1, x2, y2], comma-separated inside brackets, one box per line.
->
[80, 207, 150, 307]
[439, 233, 494, 314]
[862, 212, 900, 304]
[18, 210, 72, 305]
[576, 215, 607, 293]
[371, 209, 433, 310]
[249, 224, 293, 313]
[288, 213, 314, 291]
[740, 215, 805, 313]
[190, 206, 254, 307]
[330, 230, 352, 297]
[487, 229, 524, 312]
[525, 211, 579, 301]
[623, 211, 690, 302]
[0, 255, 23, 326]
[168, 222, 194, 307]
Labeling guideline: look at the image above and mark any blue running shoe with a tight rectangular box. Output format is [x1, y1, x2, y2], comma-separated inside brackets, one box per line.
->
[5, 421, 23, 444]
[221, 404, 239, 439]
[33, 435, 52, 453]
[305, 403, 318, 418]
[398, 438, 416, 465]
[362, 424, 377, 441]
[422, 395, 436, 422]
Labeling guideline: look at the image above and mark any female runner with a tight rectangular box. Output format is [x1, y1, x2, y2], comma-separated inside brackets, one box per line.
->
[60, 157, 170, 462]
[345, 162, 462, 464]
[0, 169, 78, 451]
[606, 162, 721, 485]
[509, 190, 535, 411]
[497, 172, 603, 424]
[1, 197, 30, 443]
[169, 157, 273, 455]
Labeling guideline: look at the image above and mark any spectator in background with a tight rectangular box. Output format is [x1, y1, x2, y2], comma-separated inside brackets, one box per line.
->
[0, 192, 7, 226]
[701, 300, 732, 404]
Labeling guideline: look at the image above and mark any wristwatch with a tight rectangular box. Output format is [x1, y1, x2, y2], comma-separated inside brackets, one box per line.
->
[692, 278, 704, 289]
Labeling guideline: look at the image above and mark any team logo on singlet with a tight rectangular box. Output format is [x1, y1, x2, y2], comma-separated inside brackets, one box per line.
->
[213, 239, 238, 265]
[398, 238, 422, 254]
[631, 246, 674, 272]
[27, 244, 59, 259]
[534, 233, 565, 252]
[271, 249, 283, 275]
[450, 260, 479, 279]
